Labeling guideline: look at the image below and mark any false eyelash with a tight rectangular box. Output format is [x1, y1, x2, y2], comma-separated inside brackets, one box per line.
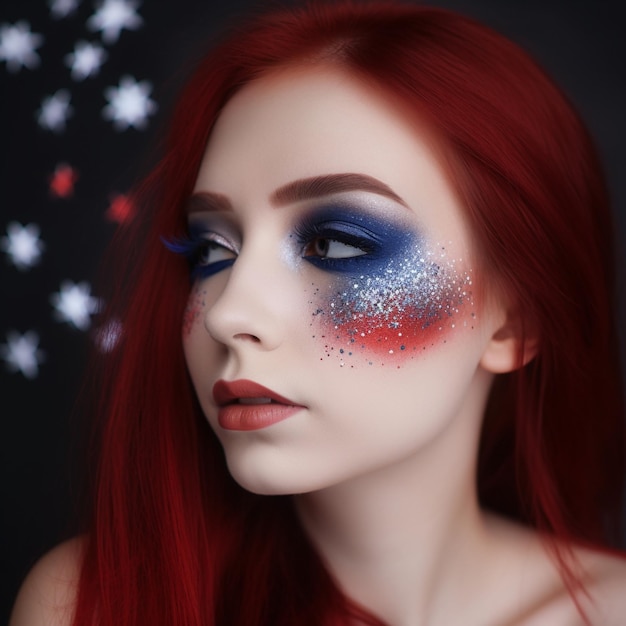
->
[161, 233, 199, 260]
[161, 229, 236, 280]
[162, 220, 214, 254]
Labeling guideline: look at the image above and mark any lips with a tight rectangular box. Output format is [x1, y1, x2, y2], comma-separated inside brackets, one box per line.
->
[212, 379, 304, 431]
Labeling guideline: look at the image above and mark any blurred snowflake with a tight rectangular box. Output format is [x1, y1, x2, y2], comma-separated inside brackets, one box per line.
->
[1, 222, 45, 271]
[49, 0, 81, 19]
[0, 330, 46, 379]
[51, 281, 100, 330]
[49, 163, 79, 198]
[0, 21, 43, 73]
[87, 0, 143, 44]
[65, 41, 107, 80]
[103, 75, 156, 130]
[37, 89, 73, 133]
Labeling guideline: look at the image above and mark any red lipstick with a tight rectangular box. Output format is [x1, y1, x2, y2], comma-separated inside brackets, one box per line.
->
[212, 379, 304, 431]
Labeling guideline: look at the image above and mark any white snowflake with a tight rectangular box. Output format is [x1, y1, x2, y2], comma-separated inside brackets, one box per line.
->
[49, 0, 81, 19]
[65, 40, 107, 80]
[0, 330, 45, 379]
[87, 0, 142, 44]
[103, 75, 156, 130]
[0, 21, 43, 73]
[1, 222, 45, 270]
[51, 280, 100, 330]
[37, 89, 73, 133]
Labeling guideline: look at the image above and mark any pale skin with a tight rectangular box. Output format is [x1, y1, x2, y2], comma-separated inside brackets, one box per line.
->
[11, 67, 626, 626]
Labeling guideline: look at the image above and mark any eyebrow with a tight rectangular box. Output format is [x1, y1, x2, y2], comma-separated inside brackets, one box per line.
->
[270, 173, 409, 208]
[186, 173, 409, 213]
[186, 192, 232, 214]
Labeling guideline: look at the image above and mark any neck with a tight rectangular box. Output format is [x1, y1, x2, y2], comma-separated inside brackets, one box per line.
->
[293, 369, 498, 625]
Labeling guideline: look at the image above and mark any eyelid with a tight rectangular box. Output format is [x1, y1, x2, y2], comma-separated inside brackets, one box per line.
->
[298, 210, 370, 232]
[187, 216, 241, 253]
[202, 231, 240, 255]
[297, 201, 402, 233]
[312, 220, 382, 243]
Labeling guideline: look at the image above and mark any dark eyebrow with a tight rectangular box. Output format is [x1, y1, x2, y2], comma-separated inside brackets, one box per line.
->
[270, 173, 409, 208]
[186, 191, 232, 214]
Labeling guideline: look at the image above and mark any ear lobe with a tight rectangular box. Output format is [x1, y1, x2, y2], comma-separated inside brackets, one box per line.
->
[479, 314, 538, 374]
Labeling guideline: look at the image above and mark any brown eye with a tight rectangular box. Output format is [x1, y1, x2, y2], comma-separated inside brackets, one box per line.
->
[310, 237, 330, 257]
[305, 237, 366, 259]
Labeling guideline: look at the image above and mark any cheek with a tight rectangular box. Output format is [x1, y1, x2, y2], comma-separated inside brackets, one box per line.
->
[310, 248, 476, 366]
[182, 285, 206, 339]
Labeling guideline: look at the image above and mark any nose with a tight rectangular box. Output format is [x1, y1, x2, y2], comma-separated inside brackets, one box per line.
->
[203, 245, 287, 352]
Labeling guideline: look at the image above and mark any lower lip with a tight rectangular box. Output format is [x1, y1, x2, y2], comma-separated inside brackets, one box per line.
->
[218, 403, 303, 431]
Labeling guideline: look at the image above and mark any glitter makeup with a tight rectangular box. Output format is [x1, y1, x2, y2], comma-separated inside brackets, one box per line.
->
[297, 206, 473, 363]
[166, 202, 473, 363]
[182, 287, 206, 338]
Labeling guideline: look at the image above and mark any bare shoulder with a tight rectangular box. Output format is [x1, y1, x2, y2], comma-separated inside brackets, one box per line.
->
[524, 544, 626, 626]
[576, 546, 626, 626]
[9, 537, 84, 626]
[484, 514, 626, 626]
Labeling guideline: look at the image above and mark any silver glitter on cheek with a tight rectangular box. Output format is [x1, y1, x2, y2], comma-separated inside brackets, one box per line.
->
[311, 242, 475, 364]
[281, 234, 303, 271]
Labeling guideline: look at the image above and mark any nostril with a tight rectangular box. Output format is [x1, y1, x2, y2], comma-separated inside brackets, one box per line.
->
[233, 333, 262, 343]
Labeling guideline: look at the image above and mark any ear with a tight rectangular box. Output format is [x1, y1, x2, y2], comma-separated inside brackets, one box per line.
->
[479, 309, 538, 374]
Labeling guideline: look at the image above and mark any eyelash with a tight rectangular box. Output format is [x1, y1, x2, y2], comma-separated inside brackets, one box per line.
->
[294, 218, 381, 271]
[162, 229, 237, 280]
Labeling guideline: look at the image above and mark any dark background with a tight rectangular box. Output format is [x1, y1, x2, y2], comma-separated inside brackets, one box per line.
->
[1, 0, 625, 621]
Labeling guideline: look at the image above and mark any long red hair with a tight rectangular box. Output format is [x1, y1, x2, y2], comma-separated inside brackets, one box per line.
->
[73, 2, 625, 624]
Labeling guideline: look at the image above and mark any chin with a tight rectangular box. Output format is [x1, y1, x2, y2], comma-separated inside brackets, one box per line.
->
[224, 456, 328, 496]
[228, 470, 304, 496]
[225, 457, 292, 495]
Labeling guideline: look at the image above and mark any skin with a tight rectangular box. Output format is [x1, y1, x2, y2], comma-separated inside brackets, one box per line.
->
[183, 67, 498, 498]
[10, 67, 626, 626]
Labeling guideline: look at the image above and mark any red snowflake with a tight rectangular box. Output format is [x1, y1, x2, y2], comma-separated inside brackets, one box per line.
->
[105, 193, 135, 223]
[49, 163, 79, 198]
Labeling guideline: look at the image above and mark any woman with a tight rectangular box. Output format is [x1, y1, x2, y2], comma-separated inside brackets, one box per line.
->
[11, 2, 626, 624]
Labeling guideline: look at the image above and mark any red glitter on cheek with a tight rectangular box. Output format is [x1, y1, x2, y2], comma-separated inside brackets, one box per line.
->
[309, 252, 475, 366]
[323, 302, 470, 360]
[183, 289, 205, 338]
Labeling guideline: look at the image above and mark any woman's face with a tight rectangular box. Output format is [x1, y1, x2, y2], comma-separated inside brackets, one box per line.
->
[181, 68, 500, 495]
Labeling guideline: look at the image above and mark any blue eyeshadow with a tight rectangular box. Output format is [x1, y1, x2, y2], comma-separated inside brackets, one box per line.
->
[294, 205, 418, 274]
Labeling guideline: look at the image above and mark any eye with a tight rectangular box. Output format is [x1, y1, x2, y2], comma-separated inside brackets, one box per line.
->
[196, 236, 238, 266]
[304, 237, 367, 259]
[294, 214, 382, 273]
[162, 230, 238, 279]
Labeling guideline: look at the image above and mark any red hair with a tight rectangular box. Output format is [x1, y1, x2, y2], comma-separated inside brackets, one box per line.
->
[73, 2, 625, 624]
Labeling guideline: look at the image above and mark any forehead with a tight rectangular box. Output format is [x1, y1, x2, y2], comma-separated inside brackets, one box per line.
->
[194, 67, 468, 241]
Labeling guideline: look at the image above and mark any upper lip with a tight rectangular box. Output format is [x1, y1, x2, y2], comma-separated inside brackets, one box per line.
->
[212, 379, 303, 407]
